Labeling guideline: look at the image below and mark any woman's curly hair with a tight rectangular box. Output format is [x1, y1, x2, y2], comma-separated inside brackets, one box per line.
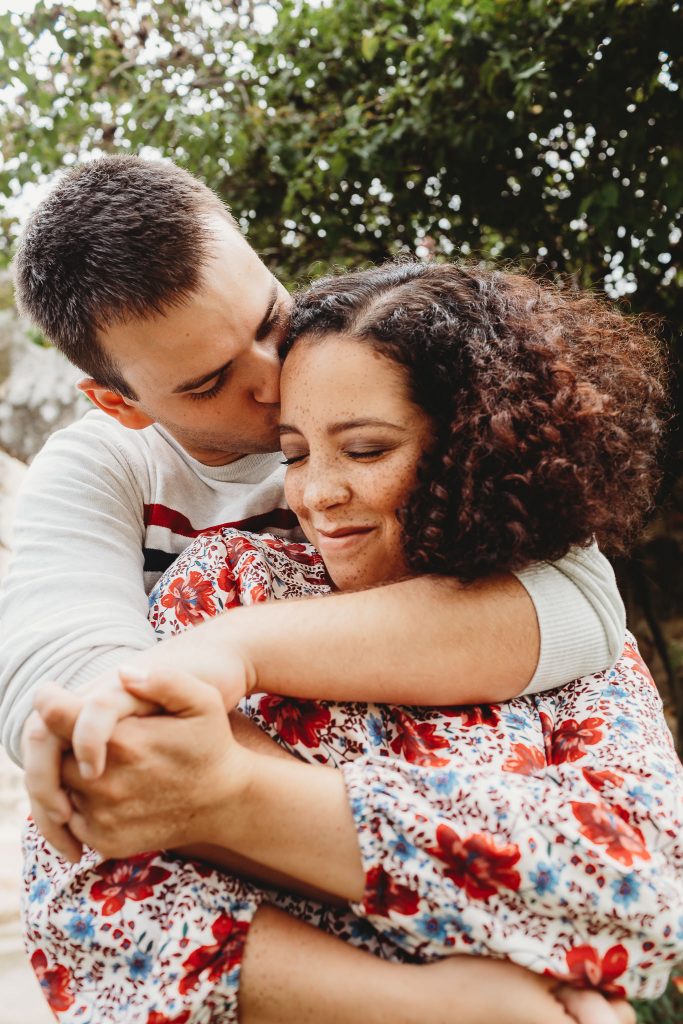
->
[283, 261, 668, 581]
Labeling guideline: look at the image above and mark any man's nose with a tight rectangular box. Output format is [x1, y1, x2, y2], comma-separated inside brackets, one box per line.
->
[252, 344, 281, 405]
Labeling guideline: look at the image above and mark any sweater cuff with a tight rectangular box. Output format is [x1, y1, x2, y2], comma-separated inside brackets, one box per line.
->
[514, 563, 612, 695]
[5, 647, 145, 767]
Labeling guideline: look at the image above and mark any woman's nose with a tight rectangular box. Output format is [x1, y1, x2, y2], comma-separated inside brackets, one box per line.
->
[302, 468, 351, 511]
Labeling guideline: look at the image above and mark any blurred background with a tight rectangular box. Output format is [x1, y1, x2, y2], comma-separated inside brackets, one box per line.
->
[0, 1, 681, 1021]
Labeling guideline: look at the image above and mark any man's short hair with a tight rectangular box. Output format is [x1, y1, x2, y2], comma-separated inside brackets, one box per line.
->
[12, 156, 237, 398]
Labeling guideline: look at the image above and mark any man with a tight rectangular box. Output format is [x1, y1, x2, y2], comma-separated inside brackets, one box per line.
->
[0, 156, 624, 860]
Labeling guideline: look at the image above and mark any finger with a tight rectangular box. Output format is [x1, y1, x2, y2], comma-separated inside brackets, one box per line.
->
[555, 986, 620, 1024]
[607, 1001, 636, 1024]
[22, 712, 72, 823]
[122, 667, 219, 717]
[61, 752, 103, 797]
[33, 682, 82, 742]
[71, 669, 157, 780]
[69, 810, 103, 858]
[28, 797, 84, 863]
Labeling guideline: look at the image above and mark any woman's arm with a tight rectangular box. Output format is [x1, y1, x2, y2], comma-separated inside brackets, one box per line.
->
[138, 542, 622, 710]
[61, 647, 683, 999]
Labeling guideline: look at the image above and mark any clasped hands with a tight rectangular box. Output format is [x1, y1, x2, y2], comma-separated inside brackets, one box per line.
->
[21, 633, 253, 863]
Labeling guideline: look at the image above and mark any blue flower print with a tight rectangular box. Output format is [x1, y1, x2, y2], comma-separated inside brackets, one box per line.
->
[428, 770, 456, 795]
[529, 862, 560, 895]
[611, 715, 638, 736]
[626, 784, 653, 809]
[66, 912, 96, 943]
[29, 879, 50, 904]
[611, 873, 641, 908]
[127, 949, 152, 981]
[677, 916, 683, 941]
[367, 714, 383, 748]
[416, 915, 447, 942]
[503, 711, 531, 733]
[388, 836, 418, 863]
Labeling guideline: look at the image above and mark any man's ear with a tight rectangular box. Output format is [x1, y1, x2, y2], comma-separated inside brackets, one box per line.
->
[76, 378, 154, 430]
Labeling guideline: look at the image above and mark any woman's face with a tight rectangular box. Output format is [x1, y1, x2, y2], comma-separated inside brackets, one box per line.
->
[280, 334, 434, 590]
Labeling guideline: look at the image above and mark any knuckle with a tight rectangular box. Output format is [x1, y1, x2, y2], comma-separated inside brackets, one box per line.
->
[37, 694, 63, 724]
[84, 693, 117, 716]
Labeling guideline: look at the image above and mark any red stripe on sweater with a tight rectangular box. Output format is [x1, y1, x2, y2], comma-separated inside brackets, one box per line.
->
[143, 503, 298, 538]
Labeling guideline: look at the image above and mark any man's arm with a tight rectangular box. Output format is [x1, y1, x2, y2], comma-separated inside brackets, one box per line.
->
[0, 412, 156, 765]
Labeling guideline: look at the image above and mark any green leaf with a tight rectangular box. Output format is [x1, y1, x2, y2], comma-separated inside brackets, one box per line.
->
[516, 59, 545, 81]
[361, 32, 380, 62]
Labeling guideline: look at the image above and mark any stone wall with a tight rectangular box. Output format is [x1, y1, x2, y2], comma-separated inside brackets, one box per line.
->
[0, 306, 88, 464]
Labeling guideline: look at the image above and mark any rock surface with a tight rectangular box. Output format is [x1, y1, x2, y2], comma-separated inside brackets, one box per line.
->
[0, 308, 88, 464]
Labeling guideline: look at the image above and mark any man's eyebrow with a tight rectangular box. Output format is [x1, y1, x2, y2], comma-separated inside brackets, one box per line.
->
[279, 418, 405, 435]
[173, 359, 233, 395]
[254, 281, 279, 342]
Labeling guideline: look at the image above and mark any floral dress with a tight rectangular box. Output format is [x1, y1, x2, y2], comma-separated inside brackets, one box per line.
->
[23, 531, 683, 1023]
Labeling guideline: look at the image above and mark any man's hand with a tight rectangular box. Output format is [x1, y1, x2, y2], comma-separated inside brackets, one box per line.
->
[62, 670, 245, 860]
[22, 671, 156, 860]
[22, 703, 83, 862]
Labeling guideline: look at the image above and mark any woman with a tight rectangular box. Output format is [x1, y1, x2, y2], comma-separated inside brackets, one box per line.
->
[25, 263, 680, 1023]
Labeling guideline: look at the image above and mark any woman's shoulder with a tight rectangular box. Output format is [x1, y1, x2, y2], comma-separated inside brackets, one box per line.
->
[210, 528, 331, 602]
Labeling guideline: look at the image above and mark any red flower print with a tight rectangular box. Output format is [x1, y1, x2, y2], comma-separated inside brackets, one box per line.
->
[216, 566, 238, 605]
[160, 571, 216, 626]
[432, 825, 522, 899]
[502, 742, 546, 774]
[258, 696, 331, 748]
[242, 581, 268, 605]
[389, 710, 450, 767]
[441, 704, 501, 728]
[147, 1013, 191, 1024]
[564, 943, 629, 996]
[179, 913, 249, 994]
[224, 535, 260, 563]
[90, 853, 172, 915]
[539, 710, 555, 761]
[266, 539, 324, 568]
[551, 717, 604, 764]
[364, 865, 420, 917]
[31, 949, 75, 1013]
[582, 768, 624, 793]
[571, 802, 650, 866]
[621, 641, 656, 689]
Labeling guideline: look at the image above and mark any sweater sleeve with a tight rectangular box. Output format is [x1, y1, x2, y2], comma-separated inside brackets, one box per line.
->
[515, 542, 625, 694]
[341, 643, 683, 999]
[0, 414, 157, 766]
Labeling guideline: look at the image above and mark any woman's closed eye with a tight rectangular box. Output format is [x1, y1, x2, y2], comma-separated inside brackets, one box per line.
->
[345, 447, 390, 460]
[282, 446, 392, 466]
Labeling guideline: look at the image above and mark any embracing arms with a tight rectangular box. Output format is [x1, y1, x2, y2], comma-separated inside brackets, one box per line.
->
[51, 642, 682, 1000]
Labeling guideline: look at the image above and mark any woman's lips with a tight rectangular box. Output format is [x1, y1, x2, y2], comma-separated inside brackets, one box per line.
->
[315, 526, 376, 552]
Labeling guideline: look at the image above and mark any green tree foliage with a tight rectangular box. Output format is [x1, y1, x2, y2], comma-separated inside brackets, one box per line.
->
[0, 0, 680, 304]
[0, 5, 682, 1011]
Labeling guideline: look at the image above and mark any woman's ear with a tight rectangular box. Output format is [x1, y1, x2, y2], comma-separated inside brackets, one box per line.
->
[76, 378, 155, 430]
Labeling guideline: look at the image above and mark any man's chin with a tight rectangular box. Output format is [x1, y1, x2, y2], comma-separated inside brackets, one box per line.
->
[189, 434, 279, 465]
